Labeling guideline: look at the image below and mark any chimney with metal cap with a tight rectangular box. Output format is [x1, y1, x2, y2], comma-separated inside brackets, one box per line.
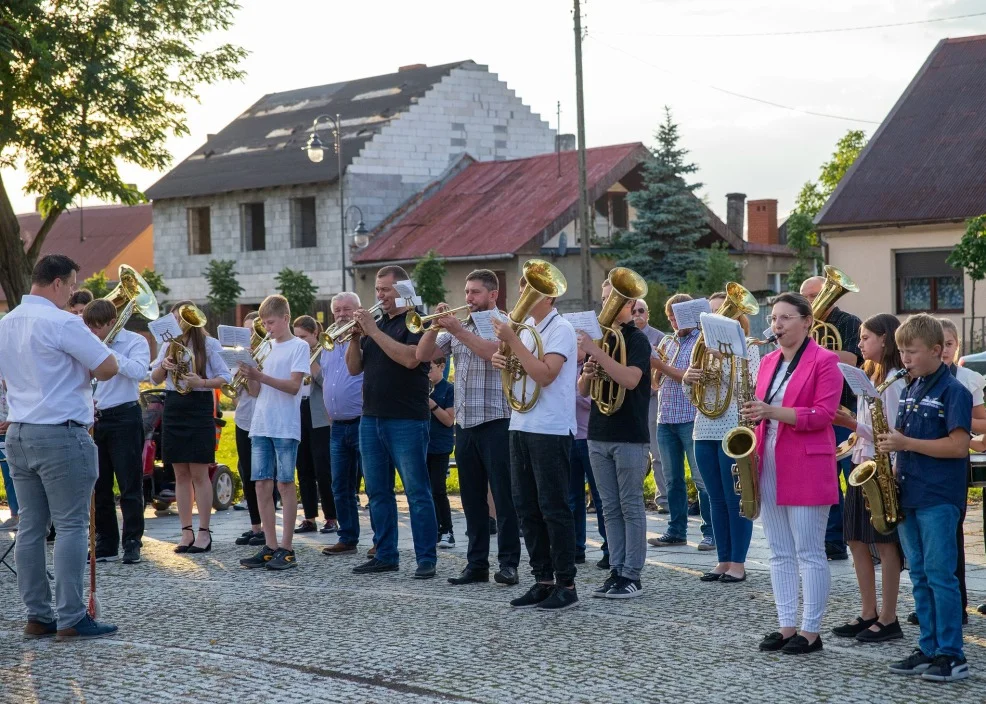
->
[726, 193, 746, 239]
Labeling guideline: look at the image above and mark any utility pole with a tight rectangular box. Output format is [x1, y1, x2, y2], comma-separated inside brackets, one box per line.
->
[573, 0, 593, 309]
[556, 101, 562, 178]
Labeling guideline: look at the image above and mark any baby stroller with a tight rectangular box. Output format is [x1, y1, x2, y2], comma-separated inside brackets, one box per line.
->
[140, 388, 235, 513]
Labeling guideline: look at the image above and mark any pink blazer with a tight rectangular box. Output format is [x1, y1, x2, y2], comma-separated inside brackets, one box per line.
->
[754, 339, 842, 506]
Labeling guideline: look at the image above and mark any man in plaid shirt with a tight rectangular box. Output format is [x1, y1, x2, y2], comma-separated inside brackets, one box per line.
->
[416, 269, 521, 587]
[648, 293, 714, 549]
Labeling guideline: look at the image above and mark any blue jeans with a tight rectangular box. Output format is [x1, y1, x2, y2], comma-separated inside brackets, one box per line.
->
[359, 416, 437, 566]
[0, 434, 18, 515]
[250, 436, 300, 483]
[898, 504, 965, 659]
[568, 438, 607, 556]
[694, 440, 752, 563]
[824, 424, 853, 550]
[657, 421, 711, 539]
[330, 420, 362, 546]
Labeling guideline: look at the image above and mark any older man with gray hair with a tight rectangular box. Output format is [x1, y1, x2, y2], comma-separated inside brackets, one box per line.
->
[631, 298, 669, 513]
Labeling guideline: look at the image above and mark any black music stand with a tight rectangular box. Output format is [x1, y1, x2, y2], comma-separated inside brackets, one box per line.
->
[0, 534, 15, 575]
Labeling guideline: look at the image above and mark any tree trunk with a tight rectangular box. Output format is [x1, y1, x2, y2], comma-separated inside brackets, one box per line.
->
[971, 278, 977, 354]
[0, 173, 63, 308]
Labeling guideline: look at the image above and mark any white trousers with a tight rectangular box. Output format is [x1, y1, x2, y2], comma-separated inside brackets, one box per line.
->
[760, 441, 831, 633]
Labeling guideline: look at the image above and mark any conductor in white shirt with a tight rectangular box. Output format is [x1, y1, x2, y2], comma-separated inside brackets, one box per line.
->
[0, 255, 120, 641]
[84, 298, 151, 566]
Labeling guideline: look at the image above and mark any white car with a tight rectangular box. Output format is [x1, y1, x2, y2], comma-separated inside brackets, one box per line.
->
[959, 350, 986, 376]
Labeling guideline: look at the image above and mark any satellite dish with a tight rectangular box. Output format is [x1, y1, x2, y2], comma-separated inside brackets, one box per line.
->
[558, 232, 568, 257]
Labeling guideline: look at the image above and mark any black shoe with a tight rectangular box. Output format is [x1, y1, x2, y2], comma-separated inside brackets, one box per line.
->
[855, 619, 903, 643]
[832, 615, 878, 638]
[781, 634, 823, 655]
[186, 528, 212, 554]
[574, 552, 586, 564]
[235, 530, 263, 546]
[448, 568, 489, 585]
[295, 520, 317, 534]
[648, 533, 686, 547]
[889, 648, 933, 675]
[536, 586, 580, 611]
[596, 554, 610, 570]
[592, 570, 620, 598]
[174, 525, 193, 554]
[248, 532, 267, 546]
[979, 603, 986, 615]
[719, 573, 747, 583]
[604, 577, 643, 599]
[494, 566, 519, 585]
[266, 548, 297, 571]
[906, 611, 919, 626]
[240, 545, 276, 569]
[121, 543, 141, 565]
[352, 558, 399, 575]
[488, 517, 497, 535]
[921, 654, 970, 682]
[87, 552, 118, 564]
[414, 562, 436, 579]
[510, 583, 555, 608]
[759, 632, 793, 652]
[825, 542, 848, 560]
[699, 571, 724, 582]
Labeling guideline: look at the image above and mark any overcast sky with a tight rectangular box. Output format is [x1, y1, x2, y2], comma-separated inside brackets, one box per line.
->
[5, 0, 985, 223]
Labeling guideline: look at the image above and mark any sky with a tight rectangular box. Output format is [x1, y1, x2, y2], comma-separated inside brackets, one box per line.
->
[5, 0, 986, 223]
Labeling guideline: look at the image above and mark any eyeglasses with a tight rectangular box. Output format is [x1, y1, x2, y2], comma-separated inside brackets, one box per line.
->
[632, 308, 647, 314]
[768, 314, 807, 325]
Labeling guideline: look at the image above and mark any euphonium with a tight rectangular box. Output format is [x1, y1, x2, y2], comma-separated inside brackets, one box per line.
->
[167, 303, 207, 395]
[848, 368, 909, 535]
[724, 343, 760, 520]
[220, 317, 270, 399]
[102, 264, 160, 346]
[499, 259, 567, 413]
[810, 265, 859, 351]
[589, 267, 647, 416]
[688, 282, 758, 419]
[406, 304, 471, 334]
[652, 334, 679, 388]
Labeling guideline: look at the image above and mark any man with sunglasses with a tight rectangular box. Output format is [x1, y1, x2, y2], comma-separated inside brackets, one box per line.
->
[631, 300, 669, 513]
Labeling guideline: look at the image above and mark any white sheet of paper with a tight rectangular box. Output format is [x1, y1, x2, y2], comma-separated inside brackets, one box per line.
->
[562, 311, 603, 340]
[218, 325, 251, 349]
[699, 313, 747, 359]
[220, 348, 257, 370]
[671, 299, 712, 330]
[148, 315, 182, 343]
[839, 363, 878, 399]
[394, 280, 417, 300]
[469, 310, 499, 340]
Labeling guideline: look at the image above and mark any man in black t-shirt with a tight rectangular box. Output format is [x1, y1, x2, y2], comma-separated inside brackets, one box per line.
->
[346, 266, 438, 579]
[577, 276, 652, 599]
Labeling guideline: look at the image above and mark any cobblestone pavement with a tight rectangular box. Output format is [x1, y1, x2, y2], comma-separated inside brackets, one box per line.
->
[1, 500, 984, 703]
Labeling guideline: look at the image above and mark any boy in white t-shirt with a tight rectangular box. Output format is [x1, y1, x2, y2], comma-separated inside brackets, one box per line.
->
[492, 273, 578, 612]
[238, 295, 311, 571]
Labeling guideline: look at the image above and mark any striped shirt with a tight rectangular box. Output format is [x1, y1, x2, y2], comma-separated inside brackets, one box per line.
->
[657, 328, 700, 425]
[436, 318, 510, 429]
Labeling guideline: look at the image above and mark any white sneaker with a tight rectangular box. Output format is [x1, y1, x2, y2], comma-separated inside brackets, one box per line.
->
[0, 516, 18, 531]
[697, 536, 716, 552]
[438, 532, 455, 549]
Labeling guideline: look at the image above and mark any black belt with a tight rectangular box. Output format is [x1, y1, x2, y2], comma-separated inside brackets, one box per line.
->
[95, 401, 139, 419]
[333, 416, 360, 425]
[65, 420, 88, 428]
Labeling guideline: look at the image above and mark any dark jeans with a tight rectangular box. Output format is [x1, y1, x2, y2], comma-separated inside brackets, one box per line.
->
[456, 419, 520, 571]
[235, 425, 260, 526]
[93, 404, 145, 550]
[694, 439, 753, 564]
[958, 505, 968, 611]
[427, 452, 453, 534]
[330, 419, 362, 546]
[825, 424, 853, 550]
[297, 399, 334, 521]
[569, 438, 607, 556]
[510, 430, 576, 586]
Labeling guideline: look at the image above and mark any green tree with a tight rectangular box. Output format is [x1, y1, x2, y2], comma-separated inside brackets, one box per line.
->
[81, 270, 111, 299]
[613, 107, 707, 289]
[684, 243, 742, 298]
[0, 1, 245, 307]
[203, 259, 243, 318]
[642, 280, 671, 332]
[412, 250, 447, 307]
[948, 214, 986, 325]
[140, 267, 170, 296]
[276, 267, 317, 319]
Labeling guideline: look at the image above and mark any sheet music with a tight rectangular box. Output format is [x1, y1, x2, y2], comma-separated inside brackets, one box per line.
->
[218, 325, 251, 349]
[394, 280, 417, 300]
[839, 363, 879, 399]
[562, 311, 603, 340]
[469, 310, 499, 340]
[148, 315, 182, 344]
[220, 348, 257, 370]
[698, 313, 747, 359]
[671, 299, 712, 330]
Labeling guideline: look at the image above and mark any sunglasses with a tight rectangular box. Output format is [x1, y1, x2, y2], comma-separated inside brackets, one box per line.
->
[632, 308, 647, 314]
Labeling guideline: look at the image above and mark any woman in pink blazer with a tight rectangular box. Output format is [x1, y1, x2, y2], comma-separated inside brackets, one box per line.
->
[742, 292, 842, 656]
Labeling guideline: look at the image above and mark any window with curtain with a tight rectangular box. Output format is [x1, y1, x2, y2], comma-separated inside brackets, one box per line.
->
[896, 249, 963, 314]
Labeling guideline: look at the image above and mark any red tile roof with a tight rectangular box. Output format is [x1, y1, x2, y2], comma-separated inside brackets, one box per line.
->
[353, 143, 650, 263]
[816, 35, 986, 229]
[17, 204, 152, 279]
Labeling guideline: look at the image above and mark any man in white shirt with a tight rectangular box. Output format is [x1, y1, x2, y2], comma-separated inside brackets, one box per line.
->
[84, 299, 151, 566]
[0, 255, 119, 641]
[492, 274, 578, 611]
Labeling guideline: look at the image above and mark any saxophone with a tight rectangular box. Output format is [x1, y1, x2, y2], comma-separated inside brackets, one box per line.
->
[723, 346, 759, 520]
[847, 368, 909, 535]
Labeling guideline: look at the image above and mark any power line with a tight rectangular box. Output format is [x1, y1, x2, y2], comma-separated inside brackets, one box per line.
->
[587, 35, 882, 125]
[593, 11, 986, 38]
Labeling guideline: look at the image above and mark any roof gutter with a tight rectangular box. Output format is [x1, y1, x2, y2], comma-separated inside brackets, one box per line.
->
[352, 253, 515, 268]
[817, 217, 966, 234]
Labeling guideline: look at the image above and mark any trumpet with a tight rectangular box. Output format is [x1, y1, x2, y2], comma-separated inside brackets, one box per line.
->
[588, 267, 647, 415]
[220, 317, 270, 399]
[302, 331, 335, 385]
[406, 304, 471, 334]
[167, 303, 207, 395]
[326, 302, 385, 347]
[810, 265, 858, 351]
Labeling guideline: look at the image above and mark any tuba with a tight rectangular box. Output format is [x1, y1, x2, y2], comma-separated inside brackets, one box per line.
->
[724, 341, 760, 520]
[499, 259, 568, 413]
[688, 282, 759, 418]
[588, 267, 647, 416]
[220, 317, 270, 399]
[847, 368, 909, 535]
[810, 265, 859, 351]
[167, 303, 207, 395]
[103, 264, 160, 346]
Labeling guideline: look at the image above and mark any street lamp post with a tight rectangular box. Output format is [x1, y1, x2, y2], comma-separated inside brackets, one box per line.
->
[305, 113, 368, 291]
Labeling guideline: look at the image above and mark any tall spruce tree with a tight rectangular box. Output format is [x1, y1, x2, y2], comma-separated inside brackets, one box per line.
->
[614, 107, 707, 289]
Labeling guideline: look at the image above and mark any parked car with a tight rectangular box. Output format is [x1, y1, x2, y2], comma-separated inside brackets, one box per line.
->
[959, 350, 986, 376]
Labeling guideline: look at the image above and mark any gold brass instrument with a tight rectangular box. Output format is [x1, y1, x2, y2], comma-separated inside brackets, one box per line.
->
[588, 267, 647, 416]
[220, 318, 270, 399]
[810, 265, 859, 351]
[302, 331, 335, 385]
[848, 368, 909, 535]
[652, 334, 680, 388]
[724, 340, 761, 520]
[688, 282, 759, 419]
[167, 303, 207, 395]
[103, 264, 160, 346]
[835, 406, 858, 460]
[500, 259, 568, 413]
[406, 304, 471, 334]
[326, 302, 385, 347]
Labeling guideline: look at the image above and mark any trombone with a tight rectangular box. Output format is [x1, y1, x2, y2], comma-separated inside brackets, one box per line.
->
[166, 303, 207, 395]
[588, 267, 647, 416]
[406, 304, 471, 334]
[220, 317, 270, 399]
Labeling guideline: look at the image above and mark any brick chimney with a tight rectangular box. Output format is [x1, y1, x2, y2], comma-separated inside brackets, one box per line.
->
[726, 193, 746, 238]
[398, 63, 427, 72]
[747, 199, 778, 245]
